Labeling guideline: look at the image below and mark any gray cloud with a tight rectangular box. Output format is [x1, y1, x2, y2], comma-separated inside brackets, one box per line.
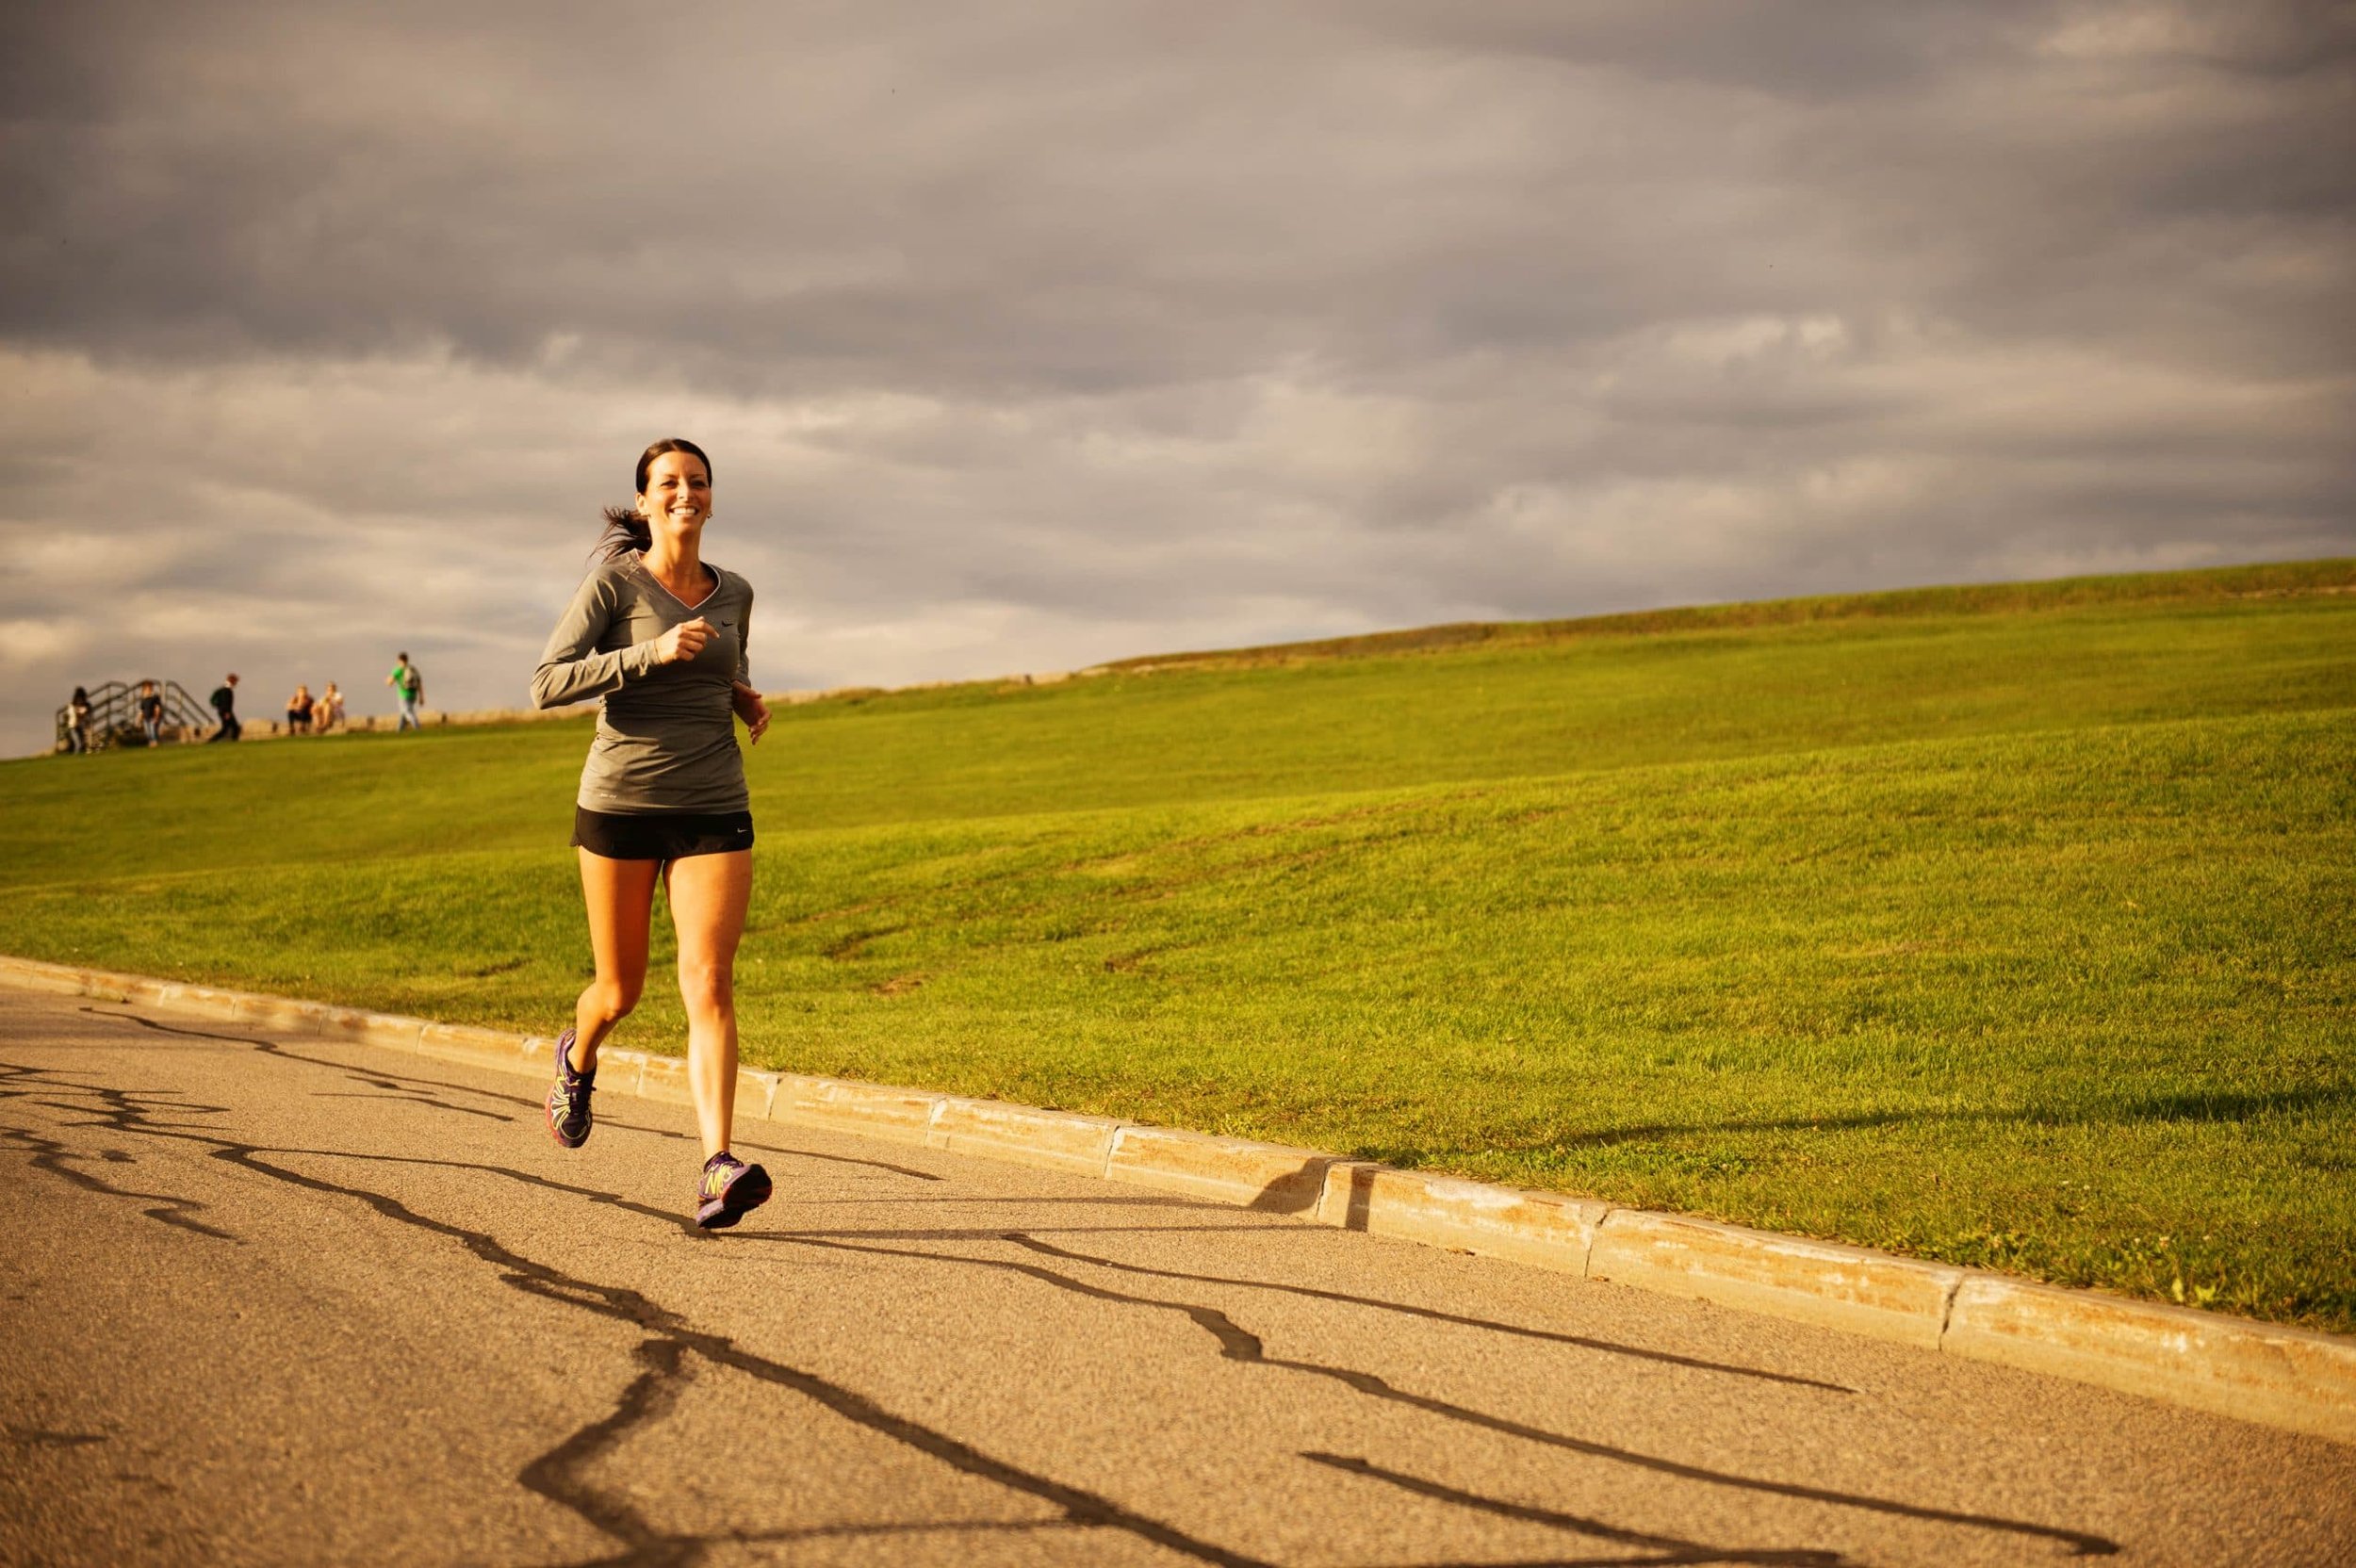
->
[3, 0, 2350, 751]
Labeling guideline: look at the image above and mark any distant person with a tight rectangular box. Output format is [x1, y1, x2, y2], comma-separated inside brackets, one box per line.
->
[286, 683, 314, 735]
[386, 652, 423, 730]
[531, 436, 773, 1230]
[314, 681, 345, 733]
[208, 674, 241, 743]
[63, 686, 91, 754]
[137, 679, 165, 746]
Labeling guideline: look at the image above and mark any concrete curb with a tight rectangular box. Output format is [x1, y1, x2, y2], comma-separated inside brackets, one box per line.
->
[1942, 1276, 2356, 1441]
[1586, 1210, 1964, 1352]
[1320, 1163, 1610, 1276]
[1109, 1125, 1337, 1213]
[777, 1074, 941, 1146]
[8, 953, 2351, 1447]
[930, 1096, 1123, 1175]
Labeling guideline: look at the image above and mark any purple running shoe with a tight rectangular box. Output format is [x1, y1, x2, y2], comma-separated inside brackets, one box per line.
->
[546, 1028, 595, 1148]
[695, 1152, 773, 1230]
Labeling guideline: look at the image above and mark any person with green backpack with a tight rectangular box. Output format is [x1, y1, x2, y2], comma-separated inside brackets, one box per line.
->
[385, 652, 424, 730]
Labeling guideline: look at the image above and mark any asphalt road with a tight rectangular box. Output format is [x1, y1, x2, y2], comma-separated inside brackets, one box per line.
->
[3, 987, 2352, 1567]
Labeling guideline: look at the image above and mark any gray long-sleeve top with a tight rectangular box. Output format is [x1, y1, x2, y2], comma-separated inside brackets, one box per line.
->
[532, 554, 754, 814]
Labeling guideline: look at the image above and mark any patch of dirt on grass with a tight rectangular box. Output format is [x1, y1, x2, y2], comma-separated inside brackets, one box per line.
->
[824, 925, 904, 960]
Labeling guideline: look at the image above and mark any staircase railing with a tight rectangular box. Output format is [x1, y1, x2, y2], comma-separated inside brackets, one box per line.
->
[53, 679, 215, 751]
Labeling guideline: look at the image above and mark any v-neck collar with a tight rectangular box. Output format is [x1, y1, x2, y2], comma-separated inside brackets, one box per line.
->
[636, 554, 721, 613]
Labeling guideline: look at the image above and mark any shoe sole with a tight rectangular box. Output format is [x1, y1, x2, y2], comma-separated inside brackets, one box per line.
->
[695, 1165, 773, 1231]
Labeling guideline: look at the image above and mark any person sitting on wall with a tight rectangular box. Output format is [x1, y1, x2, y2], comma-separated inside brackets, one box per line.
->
[314, 681, 345, 733]
[286, 683, 314, 736]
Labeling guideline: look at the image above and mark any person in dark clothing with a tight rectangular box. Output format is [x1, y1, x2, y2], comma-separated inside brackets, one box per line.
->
[138, 680, 166, 745]
[208, 673, 241, 743]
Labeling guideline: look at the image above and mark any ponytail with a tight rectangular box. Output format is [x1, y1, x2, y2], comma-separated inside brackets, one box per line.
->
[593, 503, 650, 563]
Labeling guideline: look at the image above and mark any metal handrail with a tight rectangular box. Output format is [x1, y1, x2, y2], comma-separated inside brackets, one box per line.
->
[54, 679, 214, 751]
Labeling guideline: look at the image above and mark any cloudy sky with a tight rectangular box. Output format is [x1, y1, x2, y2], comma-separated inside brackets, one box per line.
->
[5, 0, 2350, 750]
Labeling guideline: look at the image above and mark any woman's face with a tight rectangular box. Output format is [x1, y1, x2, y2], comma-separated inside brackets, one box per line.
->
[638, 450, 712, 540]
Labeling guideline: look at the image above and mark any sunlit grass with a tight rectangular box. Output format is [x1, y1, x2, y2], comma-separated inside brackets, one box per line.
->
[7, 564, 2352, 1329]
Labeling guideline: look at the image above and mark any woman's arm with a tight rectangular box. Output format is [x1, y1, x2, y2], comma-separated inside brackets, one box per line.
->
[532, 569, 716, 708]
[730, 681, 770, 743]
[532, 571, 659, 709]
[728, 580, 767, 741]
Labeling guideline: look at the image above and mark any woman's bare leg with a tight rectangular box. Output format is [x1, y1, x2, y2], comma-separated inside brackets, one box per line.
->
[573, 849, 660, 1072]
[664, 849, 753, 1159]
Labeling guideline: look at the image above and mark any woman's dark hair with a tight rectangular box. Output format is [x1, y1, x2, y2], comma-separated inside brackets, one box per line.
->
[595, 437, 712, 562]
[72, 686, 88, 705]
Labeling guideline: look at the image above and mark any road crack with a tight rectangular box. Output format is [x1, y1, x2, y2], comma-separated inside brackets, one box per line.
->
[4, 1025, 2120, 1564]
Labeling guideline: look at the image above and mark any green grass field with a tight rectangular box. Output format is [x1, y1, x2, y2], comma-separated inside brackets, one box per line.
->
[8, 560, 2354, 1331]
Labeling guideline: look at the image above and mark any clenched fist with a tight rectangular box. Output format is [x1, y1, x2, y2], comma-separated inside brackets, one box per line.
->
[655, 617, 714, 664]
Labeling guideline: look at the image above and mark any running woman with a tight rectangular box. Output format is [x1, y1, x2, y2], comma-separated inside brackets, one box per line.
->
[531, 437, 775, 1229]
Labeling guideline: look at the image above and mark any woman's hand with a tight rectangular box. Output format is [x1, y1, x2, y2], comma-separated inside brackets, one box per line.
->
[655, 617, 714, 664]
[731, 681, 771, 743]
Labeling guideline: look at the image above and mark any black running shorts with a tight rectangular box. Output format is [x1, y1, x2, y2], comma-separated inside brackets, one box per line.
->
[570, 807, 755, 862]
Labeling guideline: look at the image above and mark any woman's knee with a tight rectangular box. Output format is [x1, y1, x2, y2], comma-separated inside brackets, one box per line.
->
[678, 957, 735, 1015]
[586, 976, 642, 1021]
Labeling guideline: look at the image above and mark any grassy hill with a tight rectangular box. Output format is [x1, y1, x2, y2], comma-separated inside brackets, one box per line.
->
[6, 559, 2352, 1331]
